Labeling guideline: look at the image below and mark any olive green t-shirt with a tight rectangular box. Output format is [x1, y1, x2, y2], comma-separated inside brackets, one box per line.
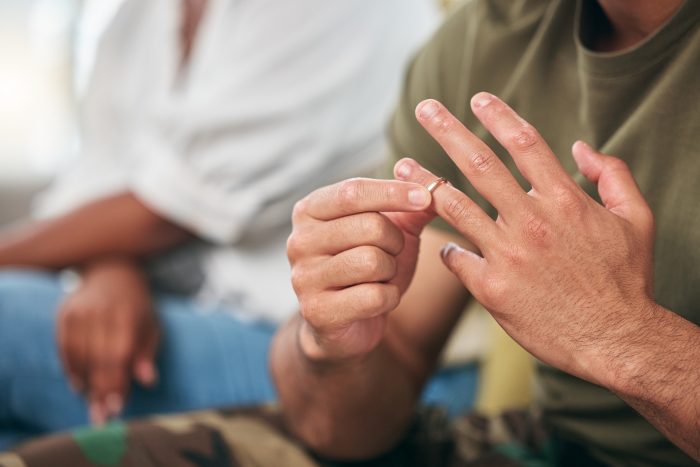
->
[386, 0, 700, 465]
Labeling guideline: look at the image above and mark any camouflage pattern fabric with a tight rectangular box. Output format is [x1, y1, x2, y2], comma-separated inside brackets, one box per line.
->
[0, 405, 560, 467]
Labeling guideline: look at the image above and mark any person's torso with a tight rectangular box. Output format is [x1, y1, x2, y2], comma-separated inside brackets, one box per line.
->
[440, 1, 700, 465]
[51, 0, 441, 323]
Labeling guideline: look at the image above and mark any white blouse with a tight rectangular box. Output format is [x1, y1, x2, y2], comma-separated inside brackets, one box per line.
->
[35, 0, 440, 323]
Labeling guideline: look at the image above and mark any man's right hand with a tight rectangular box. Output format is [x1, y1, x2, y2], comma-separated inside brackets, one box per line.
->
[57, 258, 159, 425]
[287, 177, 433, 362]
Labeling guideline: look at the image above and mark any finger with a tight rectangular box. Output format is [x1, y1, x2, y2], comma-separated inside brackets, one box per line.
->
[440, 242, 487, 299]
[415, 99, 529, 219]
[572, 141, 653, 228]
[289, 212, 405, 258]
[300, 178, 431, 221]
[89, 312, 128, 422]
[133, 355, 158, 388]
[57, 307, 82, 393]
[394, 158, 500, 255]
[65, 307, 90, 393]
[89, 400, 108, 427]
[300, 282, 400, 332]
[469, 92, 574, 194]
[315, 246, 398, 290]
[133, 317, 159, 387]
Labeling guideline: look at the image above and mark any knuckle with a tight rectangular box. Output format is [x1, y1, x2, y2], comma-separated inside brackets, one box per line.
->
[502, 244, 525, 267]
[359, 213, 387, 240]
[361, 214, 404, 253]
[286, 232, 304, 261]
[522, 211, 551, 245]
[360, 284, 398, 314]
[336, 179, 362, 209]
[291, 198, 309, 223]
[358, 247, 384, 274]
[468, 151, 495, 174]
[445, 196, 475, 225]
[479, 275, 508, 307]
[554, 187, 586, 217]
[290, 265, 310, 294]
[510, 125, 539, 152]
[300, 295, 324, 328]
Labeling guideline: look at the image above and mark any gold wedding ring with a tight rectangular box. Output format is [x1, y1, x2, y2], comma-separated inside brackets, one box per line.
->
[426, 177, 449, 194]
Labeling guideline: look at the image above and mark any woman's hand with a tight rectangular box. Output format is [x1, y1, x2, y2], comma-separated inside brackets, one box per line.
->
[57, 258, 159, 425]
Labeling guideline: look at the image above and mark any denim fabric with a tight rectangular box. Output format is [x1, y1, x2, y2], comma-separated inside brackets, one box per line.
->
[0, 269, 477, 450]
[0, 270, 276, 449]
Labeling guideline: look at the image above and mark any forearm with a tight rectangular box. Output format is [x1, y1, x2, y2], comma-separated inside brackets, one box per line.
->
[603, 304, 700, 461]
[81, 256, 149, 292]
[271, 315, 423, 460]
[0, 192, 191, 269]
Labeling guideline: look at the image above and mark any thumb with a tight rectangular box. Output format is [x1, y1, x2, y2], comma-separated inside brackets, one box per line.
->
[572, 141, 653, 228]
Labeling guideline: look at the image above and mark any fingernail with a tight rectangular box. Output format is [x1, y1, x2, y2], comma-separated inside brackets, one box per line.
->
[408, 188, 430, 207]
[106, 393, 124, 416]
[472, 92, 492, 109]
[396, 161, 412, 179]
[418, 100, 440, 120]
[90, 403, 106, 427]
[140, 364, 158, 386]
[440, 242, 464, 260]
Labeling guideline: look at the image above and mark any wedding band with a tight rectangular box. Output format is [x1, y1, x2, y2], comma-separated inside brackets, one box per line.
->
[426, 177, 449, 194]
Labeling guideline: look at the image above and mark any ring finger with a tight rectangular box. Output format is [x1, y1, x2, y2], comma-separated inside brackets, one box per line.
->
[394, 157, 500, 256]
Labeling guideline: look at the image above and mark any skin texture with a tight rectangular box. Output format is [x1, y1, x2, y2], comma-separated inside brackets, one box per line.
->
[275, 93, 700, 462]
[0, 193, 191, 424]
[57, 258, 159, 425]
[0, 193, 190, 271]
[274, 2, 698, 461]
[0, 0, 205, 425]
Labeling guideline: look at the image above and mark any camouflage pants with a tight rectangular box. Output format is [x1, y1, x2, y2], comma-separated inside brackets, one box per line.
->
[0, 405, 581, 467]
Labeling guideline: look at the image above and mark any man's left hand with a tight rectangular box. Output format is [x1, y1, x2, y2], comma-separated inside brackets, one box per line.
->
[395, 93, 656, 387]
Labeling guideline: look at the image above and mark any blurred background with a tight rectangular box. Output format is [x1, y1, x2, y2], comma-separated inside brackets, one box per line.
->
[0, 0, 460, 226]
[0, 0, 122, 225]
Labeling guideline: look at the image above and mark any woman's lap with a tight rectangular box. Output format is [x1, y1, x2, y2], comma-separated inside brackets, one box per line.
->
[0, 269, 276, 447]
[0, 269, 477, 450]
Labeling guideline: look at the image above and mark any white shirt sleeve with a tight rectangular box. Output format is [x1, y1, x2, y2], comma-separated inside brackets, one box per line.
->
[129, 0, 439, 244]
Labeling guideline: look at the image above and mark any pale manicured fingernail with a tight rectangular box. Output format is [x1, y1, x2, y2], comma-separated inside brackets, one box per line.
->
[440, 242, 464, 260]
[472, 92, 492, 109]
[418, 100, 440, 120]
[106, 393, 124, 416]
[408, 188, 430, 207]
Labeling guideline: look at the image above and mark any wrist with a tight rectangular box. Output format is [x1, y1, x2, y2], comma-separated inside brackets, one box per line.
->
[83, 257, 143, 283]
[592, 299, 664, 397]
[297, 319, 372, 369]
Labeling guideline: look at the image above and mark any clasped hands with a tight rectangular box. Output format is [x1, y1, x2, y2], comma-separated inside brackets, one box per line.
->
[288, 92, 656, 388]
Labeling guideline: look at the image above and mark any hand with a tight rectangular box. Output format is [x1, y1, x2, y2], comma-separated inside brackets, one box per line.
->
[396, 94, 656, 387]
[287, 178, 434, 361]
[57, 258, 159, 425]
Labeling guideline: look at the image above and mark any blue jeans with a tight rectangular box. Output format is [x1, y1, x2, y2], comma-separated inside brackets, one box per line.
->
[0, 270, 277, 449]
[0, 270, 477, 449]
